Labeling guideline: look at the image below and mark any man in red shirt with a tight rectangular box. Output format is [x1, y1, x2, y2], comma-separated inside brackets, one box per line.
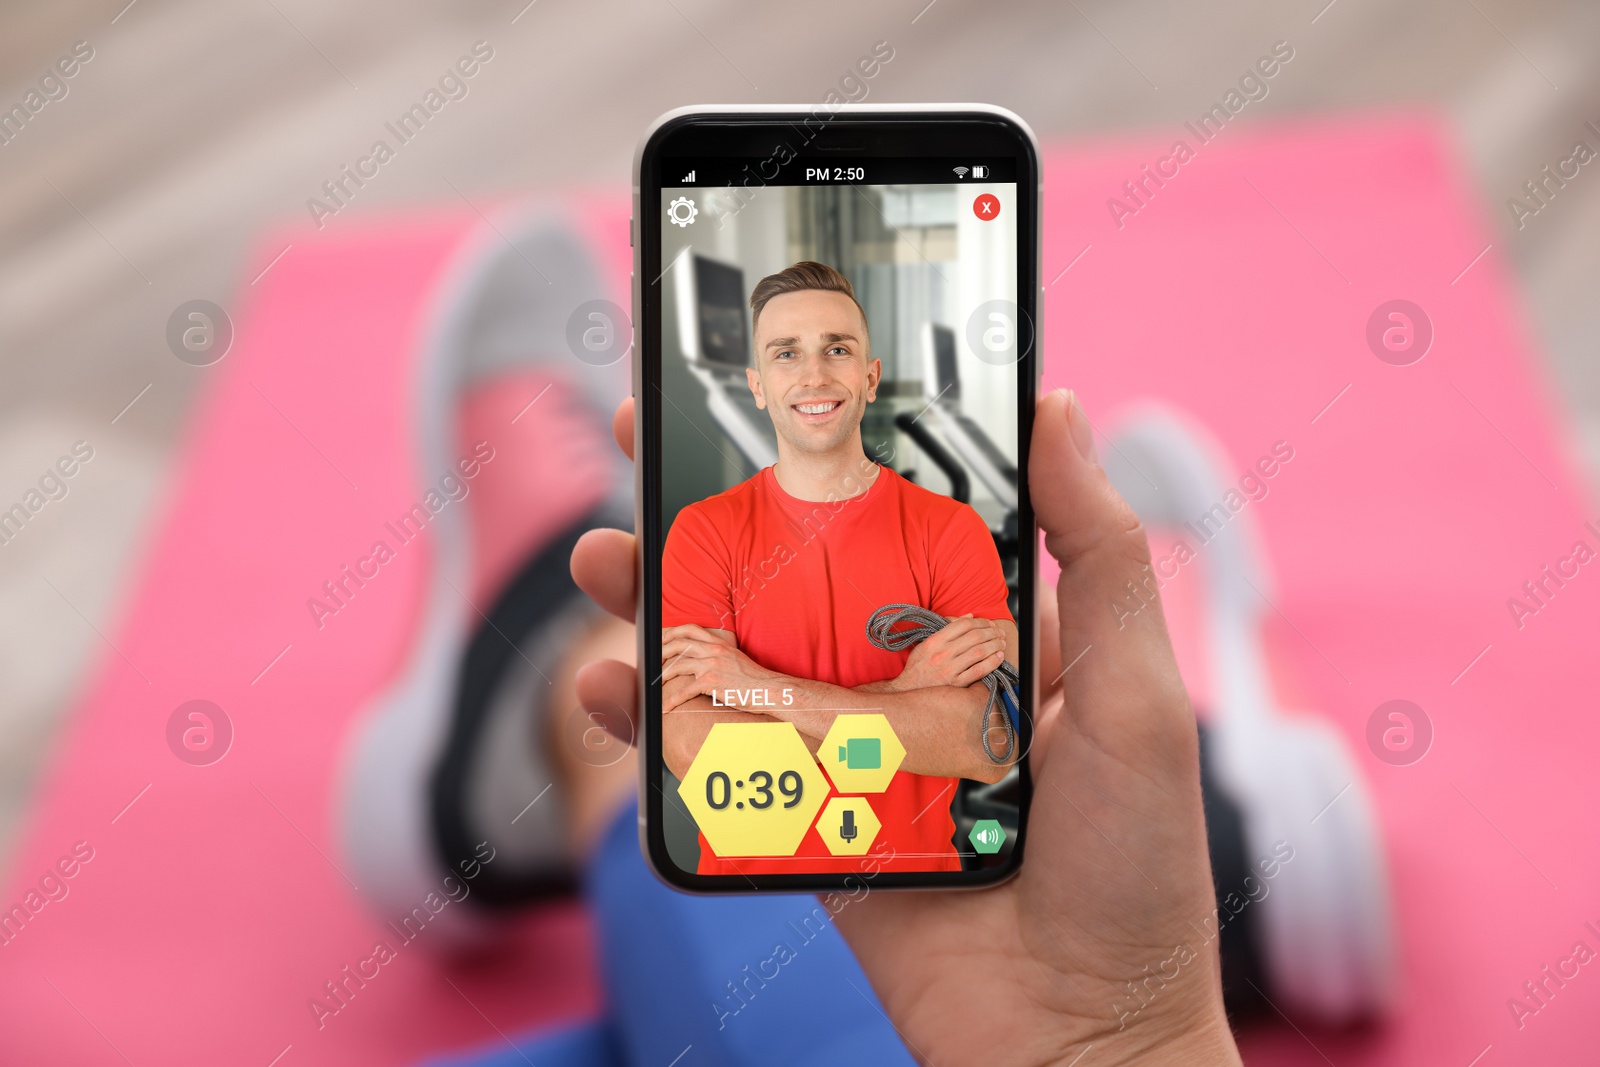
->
[661, 261, 1018, 875]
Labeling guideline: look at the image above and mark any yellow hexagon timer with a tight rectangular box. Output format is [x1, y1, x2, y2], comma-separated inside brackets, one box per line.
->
[678, 721, 830, 858]
[819, 713, 906, 794]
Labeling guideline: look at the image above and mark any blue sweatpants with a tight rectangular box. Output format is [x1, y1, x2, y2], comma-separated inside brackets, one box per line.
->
[424, 802, 914, 1067]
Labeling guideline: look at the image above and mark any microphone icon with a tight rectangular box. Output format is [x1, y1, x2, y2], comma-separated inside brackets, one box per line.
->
[840, 809, 858, 844]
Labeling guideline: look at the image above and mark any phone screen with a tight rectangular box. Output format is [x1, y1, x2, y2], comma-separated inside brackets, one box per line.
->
[639, 112, 1037, 890]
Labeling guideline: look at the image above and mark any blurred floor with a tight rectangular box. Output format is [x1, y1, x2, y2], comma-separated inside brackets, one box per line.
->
[0, 0, 1596, 862]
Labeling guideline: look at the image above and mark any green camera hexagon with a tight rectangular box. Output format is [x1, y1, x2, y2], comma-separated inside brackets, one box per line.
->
[819, 713, 906, 794]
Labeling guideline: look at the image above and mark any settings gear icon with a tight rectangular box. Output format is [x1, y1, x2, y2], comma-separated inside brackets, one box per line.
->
[667, 196, 698, 228]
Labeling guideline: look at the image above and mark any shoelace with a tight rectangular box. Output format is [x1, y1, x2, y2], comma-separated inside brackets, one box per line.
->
[863, 604, 1018, 765]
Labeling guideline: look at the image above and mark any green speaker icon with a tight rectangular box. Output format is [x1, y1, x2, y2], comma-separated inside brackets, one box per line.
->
[969, 819, 1005, 854]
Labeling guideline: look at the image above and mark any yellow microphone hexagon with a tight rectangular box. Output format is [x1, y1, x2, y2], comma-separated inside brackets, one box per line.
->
[818, 713, 906, 794]
[678, 721, 829, 858]
[817, 796, 882, 856]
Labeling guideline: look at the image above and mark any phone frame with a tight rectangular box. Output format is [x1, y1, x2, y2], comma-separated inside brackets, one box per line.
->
[633, 104, 1042, 893]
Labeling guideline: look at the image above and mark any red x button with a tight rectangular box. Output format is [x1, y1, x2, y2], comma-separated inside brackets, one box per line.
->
[973, 193, 1001, 220]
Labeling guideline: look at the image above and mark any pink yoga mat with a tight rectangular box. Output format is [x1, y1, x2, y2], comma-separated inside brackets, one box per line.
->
[1041, 114, 1599, 1065]
[0, 197, 630, 1065]
[3, 116, 1594, 1065]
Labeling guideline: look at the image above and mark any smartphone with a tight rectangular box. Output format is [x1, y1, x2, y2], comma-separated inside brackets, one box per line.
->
[633, 105, 1040, 892]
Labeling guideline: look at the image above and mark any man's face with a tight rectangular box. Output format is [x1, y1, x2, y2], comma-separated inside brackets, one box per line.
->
[747, 289, 880, 458]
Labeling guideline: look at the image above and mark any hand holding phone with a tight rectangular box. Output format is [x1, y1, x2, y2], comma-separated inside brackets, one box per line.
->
[635, 105, 1041, 891]
[571, 389, 1242, 1065]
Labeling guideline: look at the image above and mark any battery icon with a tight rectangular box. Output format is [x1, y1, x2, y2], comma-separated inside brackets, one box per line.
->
[971, 165, 990, 179]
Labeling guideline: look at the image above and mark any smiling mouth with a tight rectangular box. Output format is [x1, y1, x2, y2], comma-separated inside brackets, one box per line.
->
[792, 400, 843, 420]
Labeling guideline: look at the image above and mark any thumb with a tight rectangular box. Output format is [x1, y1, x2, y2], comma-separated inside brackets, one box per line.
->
[1029, 390, 1191, 747]
[574, 658, 639, 746]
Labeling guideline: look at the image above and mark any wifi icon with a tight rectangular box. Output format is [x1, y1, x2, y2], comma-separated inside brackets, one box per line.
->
[953, 166, 969, 179]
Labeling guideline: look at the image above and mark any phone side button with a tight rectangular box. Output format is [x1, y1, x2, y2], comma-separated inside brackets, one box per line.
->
[629, 217, 635, 246]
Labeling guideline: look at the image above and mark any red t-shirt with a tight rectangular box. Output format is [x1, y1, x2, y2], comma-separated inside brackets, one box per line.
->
[662, 463, 1013, 875]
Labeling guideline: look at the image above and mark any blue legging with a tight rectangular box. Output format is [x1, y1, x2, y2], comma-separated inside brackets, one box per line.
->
[424, 802, 915, 1067]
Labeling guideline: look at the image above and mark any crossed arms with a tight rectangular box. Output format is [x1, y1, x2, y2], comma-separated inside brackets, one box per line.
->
[660, 616, 1019, 784]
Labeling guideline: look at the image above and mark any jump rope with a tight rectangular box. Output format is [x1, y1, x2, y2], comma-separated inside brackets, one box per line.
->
[863, 604, 1019, 765]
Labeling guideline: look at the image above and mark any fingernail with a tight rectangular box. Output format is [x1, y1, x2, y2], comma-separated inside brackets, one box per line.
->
[1065, 389, 1098, 466]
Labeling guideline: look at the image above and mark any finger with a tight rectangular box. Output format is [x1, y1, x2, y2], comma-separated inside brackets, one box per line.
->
[658, 657, 701, 684]
[660, 634, 717, 663]
[958, 629, 1006, 655]
[940, 629, 1001, 661]
[954, 650, 1006, 687]
[975, 637, 1009, 664]
[1029, 389, 1190, 744]
[1030, 688, 1065, 768]
[663, 624, 719, 644]
[950, 648, 1002, 682]
[574, 658, 637, 744]
[948, 641, 1003, 679]
[928, 616, 979, 642]
[612, 397, 635, 461]
[659, 646, 717, 682]
[1038, 587, 1063, 700]
[572, 528, 636, 622]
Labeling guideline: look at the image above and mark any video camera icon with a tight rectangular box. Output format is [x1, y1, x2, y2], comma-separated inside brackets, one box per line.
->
[820, 715, 905, 794]
[837, 737, 880, 769]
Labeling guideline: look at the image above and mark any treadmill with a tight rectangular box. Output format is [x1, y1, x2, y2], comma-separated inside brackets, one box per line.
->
[909, 324, 1026, 870]
[672, 252, 778, 471]
[917, 322, 1018, 513]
